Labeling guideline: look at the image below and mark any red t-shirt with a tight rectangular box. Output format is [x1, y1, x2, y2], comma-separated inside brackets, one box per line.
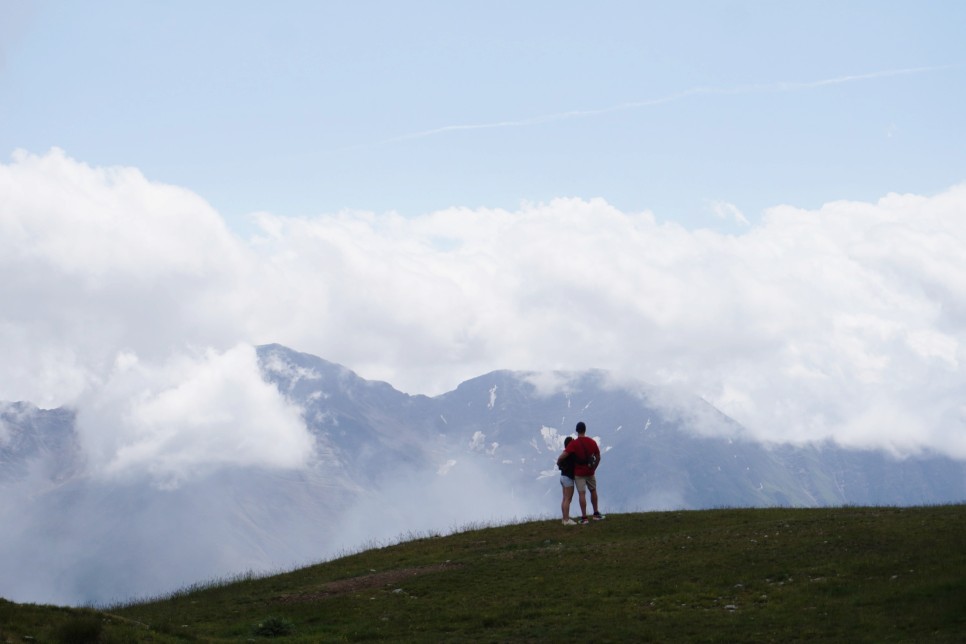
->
[565, 435, 600, 477]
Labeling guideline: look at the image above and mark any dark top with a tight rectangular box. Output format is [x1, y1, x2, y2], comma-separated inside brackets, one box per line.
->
[558, 452, 576, 479]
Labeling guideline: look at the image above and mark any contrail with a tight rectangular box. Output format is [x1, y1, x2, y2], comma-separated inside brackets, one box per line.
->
[362, 65, 952, 148]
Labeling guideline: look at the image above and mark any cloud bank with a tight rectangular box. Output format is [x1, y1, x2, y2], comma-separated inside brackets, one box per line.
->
[3, 148, 966, 464]
[76, 345, 313, 488]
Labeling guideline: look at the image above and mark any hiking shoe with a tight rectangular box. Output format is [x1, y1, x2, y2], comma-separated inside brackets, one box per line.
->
[577, 517, 590, 524]
[562, 519, 577, 526]
[593, 512, 606, 520]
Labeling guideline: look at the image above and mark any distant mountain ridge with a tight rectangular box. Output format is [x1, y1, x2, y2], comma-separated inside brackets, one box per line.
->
[1, 343, 964, 605]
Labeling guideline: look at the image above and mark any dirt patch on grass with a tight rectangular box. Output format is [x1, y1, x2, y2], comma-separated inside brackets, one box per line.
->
[274, 562, 462, 604]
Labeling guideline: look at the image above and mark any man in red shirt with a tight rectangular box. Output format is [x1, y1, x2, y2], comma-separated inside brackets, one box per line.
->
[559, 421, 604, 523]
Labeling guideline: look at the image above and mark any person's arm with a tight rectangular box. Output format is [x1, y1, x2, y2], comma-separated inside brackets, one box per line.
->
[556, 450, 568, 466]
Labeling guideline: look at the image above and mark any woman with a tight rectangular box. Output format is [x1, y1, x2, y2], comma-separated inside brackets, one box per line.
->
[557, 436, 577, 525]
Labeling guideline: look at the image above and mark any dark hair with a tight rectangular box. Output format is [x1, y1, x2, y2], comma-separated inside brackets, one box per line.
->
[564, 436, 573, 446]
[576, 421, 586, 434]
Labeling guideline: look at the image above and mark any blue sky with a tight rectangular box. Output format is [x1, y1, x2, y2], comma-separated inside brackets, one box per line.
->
[3, 1, 964, 231]
[3, 2, 966, 462]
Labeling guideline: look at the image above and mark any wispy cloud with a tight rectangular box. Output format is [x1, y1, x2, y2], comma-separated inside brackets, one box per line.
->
[707, 200, 750, 226]
[369, 65, 953, 147]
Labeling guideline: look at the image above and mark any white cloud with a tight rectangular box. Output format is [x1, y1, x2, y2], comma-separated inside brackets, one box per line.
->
[3, 149, 966, 460]
[708, 200, 750, 226]
[76, 344, 313, 488]
[0, 148, 252, 406]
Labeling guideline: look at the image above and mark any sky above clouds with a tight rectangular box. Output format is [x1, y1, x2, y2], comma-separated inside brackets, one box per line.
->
[3, 1, 964, 229]
[2, 0, 966, 473]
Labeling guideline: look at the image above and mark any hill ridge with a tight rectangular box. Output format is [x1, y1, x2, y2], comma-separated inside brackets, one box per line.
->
[2, 505, 964, 642]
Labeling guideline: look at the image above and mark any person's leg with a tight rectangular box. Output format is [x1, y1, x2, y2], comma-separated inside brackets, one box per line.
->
[586, 477, 601, 517]
[576, 477, 589, 519]
[560, 476, 575, 521]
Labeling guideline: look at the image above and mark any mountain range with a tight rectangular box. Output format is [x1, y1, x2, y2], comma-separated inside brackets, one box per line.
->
[2, 343, 964, 606]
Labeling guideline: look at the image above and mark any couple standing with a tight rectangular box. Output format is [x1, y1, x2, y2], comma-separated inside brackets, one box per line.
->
[557, 421, 604, 525]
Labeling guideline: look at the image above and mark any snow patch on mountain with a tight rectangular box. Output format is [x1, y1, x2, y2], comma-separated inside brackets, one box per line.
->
[540, 425, 565, 451]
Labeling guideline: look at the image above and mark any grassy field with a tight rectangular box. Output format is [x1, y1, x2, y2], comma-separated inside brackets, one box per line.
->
[1, 505, 964, 642]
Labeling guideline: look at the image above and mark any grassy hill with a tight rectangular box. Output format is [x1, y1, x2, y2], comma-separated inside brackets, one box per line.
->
[2, 505, 964, 642]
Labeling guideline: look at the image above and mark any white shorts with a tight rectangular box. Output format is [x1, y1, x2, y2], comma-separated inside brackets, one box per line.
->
[560, 474, 575, 488]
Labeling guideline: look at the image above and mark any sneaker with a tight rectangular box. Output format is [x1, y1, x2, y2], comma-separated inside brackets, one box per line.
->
[562, 519, 577, 526]
[593, 512, 606, 520]
[577, 517, 590, 524]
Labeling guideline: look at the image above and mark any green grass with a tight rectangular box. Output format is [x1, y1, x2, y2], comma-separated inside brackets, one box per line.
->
[2, 505, 964, 642]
